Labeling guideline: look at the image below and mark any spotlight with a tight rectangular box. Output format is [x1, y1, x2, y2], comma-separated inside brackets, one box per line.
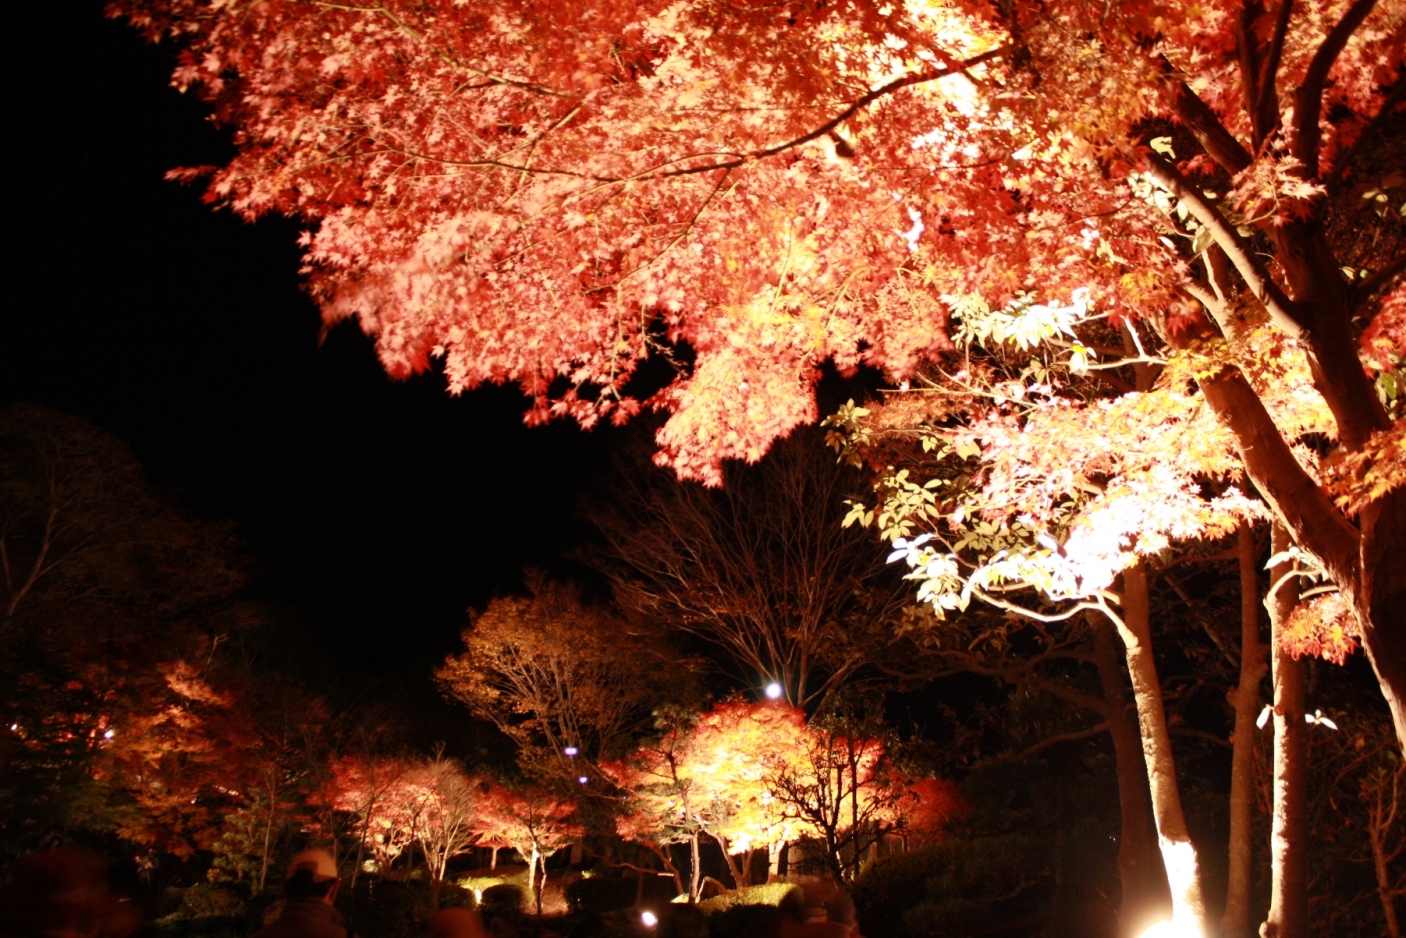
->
[764, 682, 783, 700]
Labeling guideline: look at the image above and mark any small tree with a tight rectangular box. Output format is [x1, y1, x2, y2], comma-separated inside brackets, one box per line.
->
[404, 753, 483, 910]
[476, 781, 582, 917]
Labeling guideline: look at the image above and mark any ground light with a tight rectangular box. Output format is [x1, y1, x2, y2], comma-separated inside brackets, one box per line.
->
[764, 682, 782, 700]
[640, 910, 658, 928]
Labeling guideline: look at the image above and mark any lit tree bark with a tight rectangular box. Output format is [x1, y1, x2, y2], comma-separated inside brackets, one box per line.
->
[1114, 561, 1206, 929]
[1262, 524, 1308, 938]
[1223, 523, 1268, 938]
[1093, 617, 1172, 937]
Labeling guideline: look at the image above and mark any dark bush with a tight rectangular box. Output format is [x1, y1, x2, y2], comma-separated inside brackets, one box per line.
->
[707, 902, 781, 938]
[480, 883, 525, 918]
[566, 875, 638, 913]
[854, 833, 1052, 937]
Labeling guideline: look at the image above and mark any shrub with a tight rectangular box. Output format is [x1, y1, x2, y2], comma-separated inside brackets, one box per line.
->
[177, 884, 246, 919]
[707, 902, 782, 938]
[479, 884, 525, 919]
[854, 834, 1052, 937]
[696, 883, 799, 915]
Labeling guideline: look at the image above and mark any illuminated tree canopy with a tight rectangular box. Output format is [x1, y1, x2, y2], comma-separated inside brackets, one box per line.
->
[114, 0, 1403, 734]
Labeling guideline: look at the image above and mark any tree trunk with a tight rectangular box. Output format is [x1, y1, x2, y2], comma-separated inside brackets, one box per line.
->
[1093, 617, 1172, 937]
[1224, 523, 1268, 938]
[1359, 487, 1406, 749]
[1197, 367, 1406, 749]
[650, 843, 685, 896]
[1262, 524, 1308, 938]
[689, 832, 702, 902]
[718, 835, 746, 888]
[1114, 562, 1207, 929]
[531, 846, 542, 917]
[768, 842, 783, 883]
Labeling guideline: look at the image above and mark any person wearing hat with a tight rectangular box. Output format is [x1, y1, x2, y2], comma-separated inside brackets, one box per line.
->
[252, 850, 353, 938]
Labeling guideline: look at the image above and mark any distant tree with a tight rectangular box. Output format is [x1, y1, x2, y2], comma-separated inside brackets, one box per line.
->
[604, 698, 956, 894]
[603, 702, 811, 899]
[437, 572, 690, 781]
[589, 431, 904, 709]
[761, 692, 917, 885]
[0, 404, 256, 859]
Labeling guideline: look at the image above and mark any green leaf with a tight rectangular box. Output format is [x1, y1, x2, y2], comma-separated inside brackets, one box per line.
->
[1191, 225, 1214, 256]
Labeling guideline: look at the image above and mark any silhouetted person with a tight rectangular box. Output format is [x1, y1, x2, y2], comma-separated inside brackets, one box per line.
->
[252, 850, 351, 938]
[429, 906, 488, 938]
[1, 848, 143, 938]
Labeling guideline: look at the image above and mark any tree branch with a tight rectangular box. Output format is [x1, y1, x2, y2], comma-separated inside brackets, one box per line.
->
[1255, 0, 1296, 144]
[1293, 0, 1381, 178]
[1146, 152, 1305, 335]
[978, 722, 1111, 766]
[1237, 2, 1264, 144]
[1172, 81, 1252, 174]
[1327, 78, 1406, 188]
[1196, 367, 1361, 593]
[1354, 254, 1406, 312]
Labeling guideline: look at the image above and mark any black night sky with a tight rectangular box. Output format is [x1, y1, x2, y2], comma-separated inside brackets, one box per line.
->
[5, 3, 618, 684]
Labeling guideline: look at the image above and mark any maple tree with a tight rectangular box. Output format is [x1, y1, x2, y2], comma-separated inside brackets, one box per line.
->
[474, 780, 582, 917]
[113, 1, 1403, 760]
[603, 701, 810, 899]
[603, 699, 955, 896]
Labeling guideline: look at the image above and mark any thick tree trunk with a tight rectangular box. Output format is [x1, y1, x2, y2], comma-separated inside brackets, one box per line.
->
[1093, 617, 1172, 937]
[1114, 562, 1207, 929]
[1224, 524, 1268, 938]
[1262, 524, 1309, 938]
[1359, 487, 1406, 748]
[1197, 367, 1406, 748]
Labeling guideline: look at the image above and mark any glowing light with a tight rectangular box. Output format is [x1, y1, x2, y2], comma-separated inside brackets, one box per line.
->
[764, 682, 783, 700]
[1138, 920, 1204, 938]
[103, 729, 115, 739]
[641, 911, 658, 928]
[578, 775, 589, 785]
[563, 746, 579, 756]
[1141, 838, 1205, 938]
